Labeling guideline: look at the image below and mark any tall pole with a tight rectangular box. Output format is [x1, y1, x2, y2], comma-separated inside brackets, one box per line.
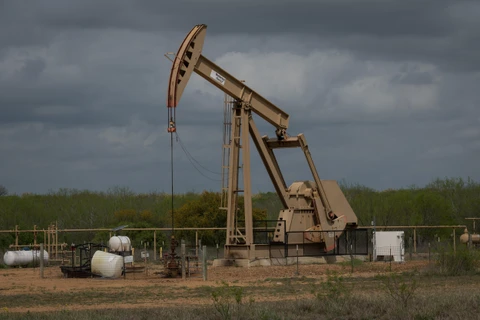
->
[166, 103, 179, 276]
[171, 130, 175, 237]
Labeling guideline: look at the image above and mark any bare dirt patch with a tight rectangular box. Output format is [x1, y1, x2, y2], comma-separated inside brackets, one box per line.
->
[0, 260, 433, 314]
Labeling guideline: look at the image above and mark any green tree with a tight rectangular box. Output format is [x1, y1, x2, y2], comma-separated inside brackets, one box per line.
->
[0, 185, 7, 196]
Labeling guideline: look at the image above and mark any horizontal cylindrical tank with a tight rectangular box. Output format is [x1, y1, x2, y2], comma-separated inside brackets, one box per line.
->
[460, 231, 480, 244]
[91, 251, 123, 278]
[108, 236, 131, 252]
[3, 250, 49, 267]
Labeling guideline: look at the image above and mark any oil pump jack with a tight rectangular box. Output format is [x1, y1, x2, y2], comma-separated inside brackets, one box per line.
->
[167, 24, 358, 261]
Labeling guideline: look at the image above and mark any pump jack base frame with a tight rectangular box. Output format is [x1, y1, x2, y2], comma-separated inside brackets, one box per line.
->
[217, 227, 369, 265]
[213, 255, 359, 268]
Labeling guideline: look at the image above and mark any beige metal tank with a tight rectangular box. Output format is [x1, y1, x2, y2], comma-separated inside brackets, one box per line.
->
[460, 229, 480, 244]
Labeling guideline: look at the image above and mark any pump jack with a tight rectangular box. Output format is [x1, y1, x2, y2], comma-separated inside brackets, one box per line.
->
[167, 24, 358, 261]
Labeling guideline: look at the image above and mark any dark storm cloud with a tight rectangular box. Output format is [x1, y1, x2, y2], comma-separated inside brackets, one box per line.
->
[20, 0, 452, 37]
[0, 2, 53, 49]
[2, 1, 479, 71]
[0, 0, 479, 195]
[390, 69, 435, 86]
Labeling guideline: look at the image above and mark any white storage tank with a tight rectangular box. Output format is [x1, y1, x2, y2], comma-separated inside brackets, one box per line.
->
[108, 236, 131, 252]
[91, 251, 124, 278]
[3, 250, 49, 267]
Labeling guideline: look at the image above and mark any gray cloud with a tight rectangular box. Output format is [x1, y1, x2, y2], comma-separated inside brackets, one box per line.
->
[0, 0, 479, 195]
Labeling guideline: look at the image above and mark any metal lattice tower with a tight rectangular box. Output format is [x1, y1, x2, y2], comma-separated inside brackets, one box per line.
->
[220, 92, 234, 210]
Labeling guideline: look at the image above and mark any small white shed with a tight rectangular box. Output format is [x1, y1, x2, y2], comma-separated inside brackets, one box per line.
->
[373, 231, 405, 262]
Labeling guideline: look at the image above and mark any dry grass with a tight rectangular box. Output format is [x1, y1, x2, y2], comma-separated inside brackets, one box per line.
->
[1, 288, 479, 320]
[0, 272, 479, 319]
[1, 256, 479, 319]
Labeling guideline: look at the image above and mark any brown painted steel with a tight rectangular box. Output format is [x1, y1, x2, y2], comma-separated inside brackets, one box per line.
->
[167, 24, 289, 129]
[167, 24, 360, 258]
[167, 24, 207, 108]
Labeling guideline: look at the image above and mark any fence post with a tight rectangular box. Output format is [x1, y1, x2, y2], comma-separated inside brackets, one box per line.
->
[154, 231, 157, 261]
[453, 228, 456, 255]
[295, 244, 299, 276]
[198, 240, 202, 258]
[413, 228, 417, 254]
[202, 245, 207, 281]
[39, 243, 44, 279]
[389, 246, 392, 272]
[428, 242, 431, 262]
[196, 231, 199, 257]
[181, 240, 186, 280]
[350, 243, 354, 273]
[347, 231, 354, 273]
[409, 237, 413, 260]
[285, 232, 288, 266]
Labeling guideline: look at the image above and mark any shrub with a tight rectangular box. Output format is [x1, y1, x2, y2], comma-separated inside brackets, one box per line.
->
[311, 270, 352, 312]
[210, 281, 254, 320]
[381, 273, 418, 308]
[435, 245, 480, 276]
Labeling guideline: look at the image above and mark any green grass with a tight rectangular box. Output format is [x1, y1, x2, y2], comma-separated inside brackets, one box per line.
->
[264, 275, 316, 283]
[338, 258, 364, 268]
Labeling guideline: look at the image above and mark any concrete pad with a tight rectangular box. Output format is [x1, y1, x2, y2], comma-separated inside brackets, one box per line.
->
[212, 255, 369, 267]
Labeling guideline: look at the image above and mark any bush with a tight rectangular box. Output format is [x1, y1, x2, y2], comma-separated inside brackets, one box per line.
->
[435, 245, 480, 276]
[311, 270, 352, 312]
[381, 273, 418, 308]
[210, 281, 254, 320]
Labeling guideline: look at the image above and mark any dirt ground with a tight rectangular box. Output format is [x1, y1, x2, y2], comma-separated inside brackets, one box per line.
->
[0, 259, 432, 314]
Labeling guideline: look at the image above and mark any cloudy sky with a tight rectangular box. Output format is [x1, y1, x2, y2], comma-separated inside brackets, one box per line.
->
[0, 0, 479, 195]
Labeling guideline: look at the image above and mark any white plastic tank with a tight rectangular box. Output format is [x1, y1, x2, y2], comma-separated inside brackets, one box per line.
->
[108, 236, 131, 252]
[91, 251, 123, 278]
[3, 250, 49, 267]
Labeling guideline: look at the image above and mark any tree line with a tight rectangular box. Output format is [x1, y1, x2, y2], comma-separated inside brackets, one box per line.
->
[0, 177, 478, 249]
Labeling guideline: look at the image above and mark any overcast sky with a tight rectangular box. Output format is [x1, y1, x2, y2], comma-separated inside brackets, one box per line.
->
[0, 0, 479, 195]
